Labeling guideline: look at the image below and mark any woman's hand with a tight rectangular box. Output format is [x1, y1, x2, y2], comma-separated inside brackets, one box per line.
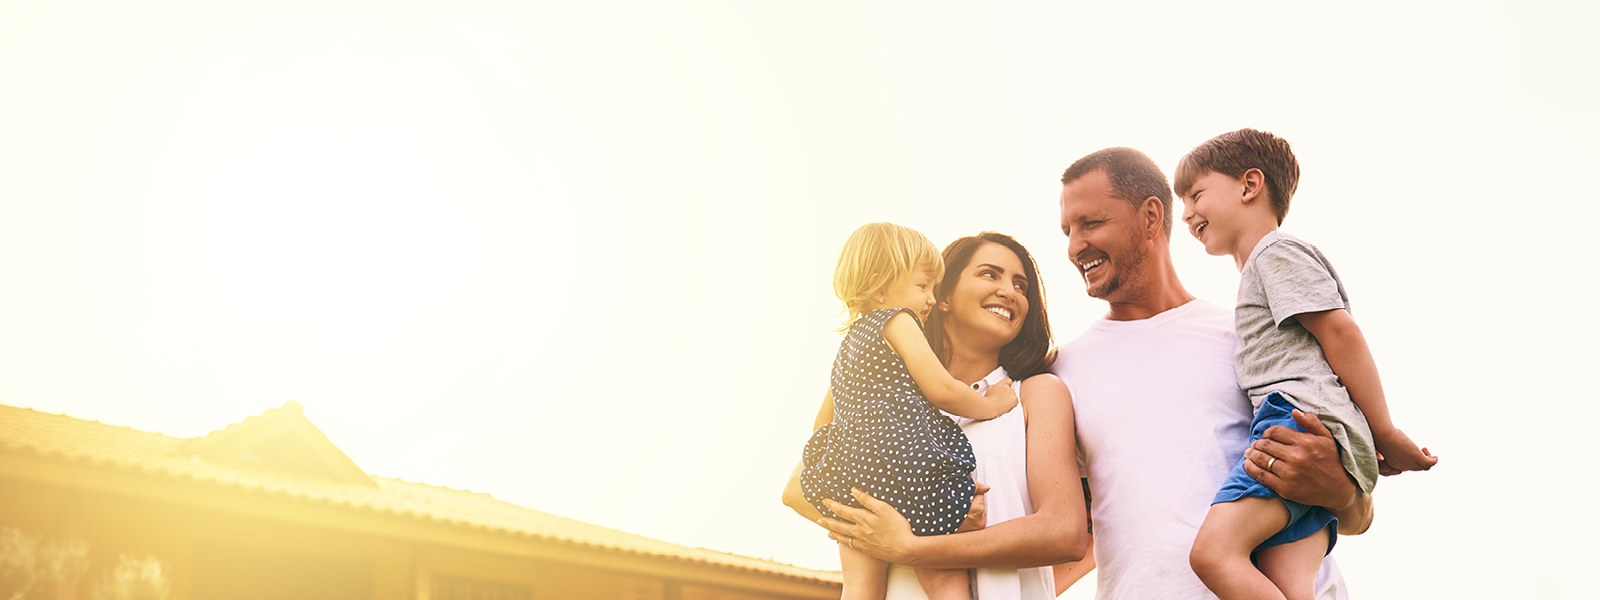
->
[955, 482, 991, 533]
[817, 489, 923, 565]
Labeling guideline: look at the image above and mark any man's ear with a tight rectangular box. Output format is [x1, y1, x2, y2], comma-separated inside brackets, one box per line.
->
[1241, 169, 1266, 204]
[1142, 196, 1165, 239]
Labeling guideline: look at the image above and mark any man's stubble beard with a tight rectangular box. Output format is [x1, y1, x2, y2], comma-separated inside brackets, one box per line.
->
[1087, 238, 1150, 303]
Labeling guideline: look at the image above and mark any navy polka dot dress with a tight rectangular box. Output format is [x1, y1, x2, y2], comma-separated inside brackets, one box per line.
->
[801, 308, 977, 536]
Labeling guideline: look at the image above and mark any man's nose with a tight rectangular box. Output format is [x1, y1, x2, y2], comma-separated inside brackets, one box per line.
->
[1067, 231, 1087, 260]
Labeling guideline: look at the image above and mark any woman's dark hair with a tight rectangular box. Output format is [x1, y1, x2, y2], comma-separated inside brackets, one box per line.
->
[923, 232, 1055, 380]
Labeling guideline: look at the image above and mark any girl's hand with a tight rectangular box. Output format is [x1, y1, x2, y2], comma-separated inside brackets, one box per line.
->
[982, 379, 1018, 419]
[955, 482, 991, 533]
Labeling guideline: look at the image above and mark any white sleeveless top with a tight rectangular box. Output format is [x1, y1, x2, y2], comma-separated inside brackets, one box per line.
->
[885, 367, 1055, 600]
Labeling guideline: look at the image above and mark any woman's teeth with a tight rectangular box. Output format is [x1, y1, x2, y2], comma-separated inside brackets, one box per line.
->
[986, 307, 1012, 320]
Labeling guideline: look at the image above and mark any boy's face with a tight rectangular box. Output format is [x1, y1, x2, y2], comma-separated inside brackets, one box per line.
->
[1179, 170, 1249, 258]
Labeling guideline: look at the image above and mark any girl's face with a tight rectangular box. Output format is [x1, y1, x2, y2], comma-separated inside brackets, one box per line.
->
[876, 269, 938, 322]
[940, 242, 1030, 350]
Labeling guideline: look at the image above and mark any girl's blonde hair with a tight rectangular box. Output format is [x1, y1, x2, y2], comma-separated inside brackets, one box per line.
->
[833, 222, 944, 331]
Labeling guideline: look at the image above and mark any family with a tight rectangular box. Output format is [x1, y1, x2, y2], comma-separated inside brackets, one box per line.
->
[781, 131, 1435, 600]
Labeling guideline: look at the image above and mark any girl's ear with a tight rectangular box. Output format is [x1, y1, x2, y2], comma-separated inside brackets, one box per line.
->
[1241, 168, 1266, 204]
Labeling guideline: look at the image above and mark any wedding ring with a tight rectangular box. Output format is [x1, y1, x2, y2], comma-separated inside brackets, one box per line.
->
[1266, 457, 1276, 473]
[849, 538, 855, 549]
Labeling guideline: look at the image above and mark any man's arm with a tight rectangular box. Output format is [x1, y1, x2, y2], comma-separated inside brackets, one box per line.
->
[817, 374, 1088, 568]
[1243, 409, 1375, 534]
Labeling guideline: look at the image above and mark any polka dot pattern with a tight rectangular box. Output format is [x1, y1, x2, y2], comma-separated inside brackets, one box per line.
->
[801, 308, 977, 536]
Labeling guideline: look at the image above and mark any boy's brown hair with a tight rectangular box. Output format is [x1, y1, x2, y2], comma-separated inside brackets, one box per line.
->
[1174, 128, 1301, 224]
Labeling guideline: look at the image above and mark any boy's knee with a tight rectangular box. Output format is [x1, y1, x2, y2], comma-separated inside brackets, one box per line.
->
[1189, 535, 1225, 583]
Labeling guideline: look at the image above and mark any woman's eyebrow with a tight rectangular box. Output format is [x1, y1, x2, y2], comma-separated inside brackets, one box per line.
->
[975, 262, 1005, 273]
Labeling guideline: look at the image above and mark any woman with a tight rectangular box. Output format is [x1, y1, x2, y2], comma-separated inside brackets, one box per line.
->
[784, 232, 1089, 599]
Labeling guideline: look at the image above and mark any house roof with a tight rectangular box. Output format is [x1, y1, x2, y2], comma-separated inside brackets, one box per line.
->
[0, 402, 838, 586]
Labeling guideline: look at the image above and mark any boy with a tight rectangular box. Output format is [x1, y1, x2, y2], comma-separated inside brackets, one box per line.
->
[1175, 128, 1436, 600]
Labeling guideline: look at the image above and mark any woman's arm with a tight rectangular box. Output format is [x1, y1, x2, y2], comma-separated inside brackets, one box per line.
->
[818, 373, 1088, 568]
[780, 389, 834, 523]
[1052, 533, 1095, 596]
[882, 312, 1016, 420]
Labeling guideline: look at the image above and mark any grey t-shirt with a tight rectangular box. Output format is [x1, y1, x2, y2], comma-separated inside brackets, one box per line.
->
[1236, 231, 1378, 495]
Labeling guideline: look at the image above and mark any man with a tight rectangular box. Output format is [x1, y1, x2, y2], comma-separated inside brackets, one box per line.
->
[817, 148, 1368, 599]
[1053, 147, 1367, 599]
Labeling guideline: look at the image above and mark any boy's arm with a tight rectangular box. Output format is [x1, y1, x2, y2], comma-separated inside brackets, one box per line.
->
[780, 389, 834, 523]
[1297, 308, 1436, 473]
[882, 312, 1015, 420]
[1296, 308, 1393, 435]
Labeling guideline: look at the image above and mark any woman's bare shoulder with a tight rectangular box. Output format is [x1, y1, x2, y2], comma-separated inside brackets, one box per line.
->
[1018, 373, 1071, 421]
[1019, 372, 1067, 396]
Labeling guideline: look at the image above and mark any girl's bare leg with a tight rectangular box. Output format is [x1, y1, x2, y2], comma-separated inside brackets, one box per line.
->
[1189, 496, 1291, 600]
[840, 542, 889, 600]
[1255, 527, 1329, 600]
[914, 566, 969, 600]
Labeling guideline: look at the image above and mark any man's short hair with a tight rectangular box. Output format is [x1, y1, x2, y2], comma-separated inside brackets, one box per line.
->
[1173, 128, 1300, 225]
[1060, 147, 1175, 238]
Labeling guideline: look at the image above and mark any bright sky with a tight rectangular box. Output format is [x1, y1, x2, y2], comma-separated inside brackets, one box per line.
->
[2, 1, 1595, 598]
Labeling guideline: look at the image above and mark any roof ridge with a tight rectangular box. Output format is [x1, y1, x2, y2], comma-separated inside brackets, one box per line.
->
[0, 403, 841, 584]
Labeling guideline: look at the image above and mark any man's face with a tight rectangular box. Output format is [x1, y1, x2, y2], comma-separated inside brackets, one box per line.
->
[1059, 170, 1150, 302]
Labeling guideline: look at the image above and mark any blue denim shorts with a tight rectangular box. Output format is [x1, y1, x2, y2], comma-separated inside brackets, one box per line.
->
[1213, 392, 1338, 555]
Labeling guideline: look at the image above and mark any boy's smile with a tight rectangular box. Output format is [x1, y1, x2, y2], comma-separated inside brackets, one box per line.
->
[1180, 171, 1248, 258]
[1180, 169, 1279, 270]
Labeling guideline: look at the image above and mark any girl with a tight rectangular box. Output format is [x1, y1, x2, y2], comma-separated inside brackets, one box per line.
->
[801, 223, 1019, 600]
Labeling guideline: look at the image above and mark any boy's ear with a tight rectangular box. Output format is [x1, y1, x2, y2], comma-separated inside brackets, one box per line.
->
[1241, 168, 1266, 204]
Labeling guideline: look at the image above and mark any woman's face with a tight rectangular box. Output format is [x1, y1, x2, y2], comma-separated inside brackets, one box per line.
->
[939, 242, 1031, 351]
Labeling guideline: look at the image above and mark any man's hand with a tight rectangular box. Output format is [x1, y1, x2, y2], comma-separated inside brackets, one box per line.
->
[817, 489, 921, 565]
[1243, 409, 1373, 534]
[955, 482, 991, 533]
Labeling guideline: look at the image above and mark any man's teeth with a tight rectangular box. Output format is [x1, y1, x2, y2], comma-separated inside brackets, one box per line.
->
[985, 307, 1012, 320]
[1080, 258, 1105, 271]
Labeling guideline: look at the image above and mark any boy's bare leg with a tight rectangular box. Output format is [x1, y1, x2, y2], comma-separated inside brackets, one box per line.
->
[1255, 528, 1329, 600]
[1189, 496, 1291, 600]
[914, 566, 969, 600]
[840, 542, 890, 600]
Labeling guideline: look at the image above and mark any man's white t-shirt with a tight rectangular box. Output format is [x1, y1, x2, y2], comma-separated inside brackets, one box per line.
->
[1052, 299, 1347, 600]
